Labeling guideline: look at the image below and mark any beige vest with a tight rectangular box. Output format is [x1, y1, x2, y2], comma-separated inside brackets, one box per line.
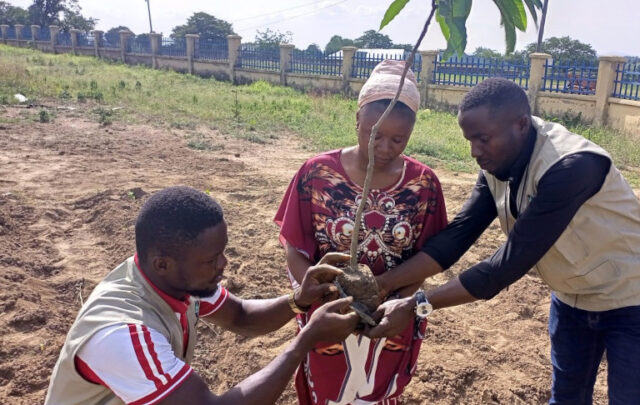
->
[45, 257, 199, 405]
[485, 116, 640, 311]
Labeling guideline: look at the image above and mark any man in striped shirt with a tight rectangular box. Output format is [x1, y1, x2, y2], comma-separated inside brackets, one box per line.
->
[45, 186, 359, 405]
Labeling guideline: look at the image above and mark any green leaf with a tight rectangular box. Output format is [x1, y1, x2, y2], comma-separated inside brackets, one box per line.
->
[494, 0, 527, 31]
[436, 12, 450, 40]
[436, 0, 472, 59]
[502, 17, 517, 54]
[380, 0, 411, 30]
[523, 0, 543, 27]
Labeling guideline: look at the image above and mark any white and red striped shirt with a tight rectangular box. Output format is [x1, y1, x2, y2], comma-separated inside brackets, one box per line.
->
[74, 269, 229, 405]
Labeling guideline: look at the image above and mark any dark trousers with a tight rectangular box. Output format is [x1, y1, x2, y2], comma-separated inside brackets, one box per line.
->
[549, 294, 640, 404]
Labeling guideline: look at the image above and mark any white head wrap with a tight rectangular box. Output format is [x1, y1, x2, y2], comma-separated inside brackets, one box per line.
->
[357, 59, 420, 112]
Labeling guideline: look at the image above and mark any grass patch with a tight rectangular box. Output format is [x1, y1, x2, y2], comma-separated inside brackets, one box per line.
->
[187, 134, 224, 151]
[38, 109, 52, 123]
[0, 44, 638, 186]
[93, 107, 113, 126]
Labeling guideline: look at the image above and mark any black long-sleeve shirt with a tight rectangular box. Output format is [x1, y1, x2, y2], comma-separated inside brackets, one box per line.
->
[422, 131, 611, 299]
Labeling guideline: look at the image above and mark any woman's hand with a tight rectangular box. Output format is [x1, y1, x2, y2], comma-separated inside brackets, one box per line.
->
[375, 273, 391, 300]
[295, 253, 351, 308]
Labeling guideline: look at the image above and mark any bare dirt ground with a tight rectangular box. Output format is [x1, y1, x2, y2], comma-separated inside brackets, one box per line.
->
[0, 103, 620, 404]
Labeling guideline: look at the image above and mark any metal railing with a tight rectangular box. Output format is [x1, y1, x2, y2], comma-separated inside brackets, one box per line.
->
[410, 53, 422, 82]
[541, 59, 598, 95]
[6, 26, 16, 39]
[352, 51, 397, 79]
[21, 25, 31, 40]
[613, 62, 640, 101]
[57, 31, 72, 47]
[159, 37, 186, 57]
[103, 35, 120, 49]
[196, 38, 228, 61]
[290, 49, 342, 76]
[350, 51, 422, 82]
[76, 32, 94, 47]
[37, 27, 50, 41]
[433, 55, 530, 89]
[127, 35, 151, 54]
[238, 45, 280, 71]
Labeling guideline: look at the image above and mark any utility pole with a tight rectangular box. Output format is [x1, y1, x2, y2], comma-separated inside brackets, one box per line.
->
[536, 0, 549, 52]
[145, 0, 154, 33]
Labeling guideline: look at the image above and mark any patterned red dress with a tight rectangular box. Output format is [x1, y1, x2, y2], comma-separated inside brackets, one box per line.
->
[275, 149, 447, 405]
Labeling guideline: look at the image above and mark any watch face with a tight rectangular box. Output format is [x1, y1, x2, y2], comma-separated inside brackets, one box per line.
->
[416, 302, 433, 318]
[414, 290, 432, 318]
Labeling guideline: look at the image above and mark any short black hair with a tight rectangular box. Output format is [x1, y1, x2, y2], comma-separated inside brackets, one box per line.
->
[135, 186, 224, 261]
[361, 99, 416, 122]
[459, 78, 531, 116]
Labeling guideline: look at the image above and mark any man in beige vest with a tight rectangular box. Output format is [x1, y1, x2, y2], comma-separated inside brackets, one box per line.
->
[367, 78, 640, 403]
[45, 186, 360, 405]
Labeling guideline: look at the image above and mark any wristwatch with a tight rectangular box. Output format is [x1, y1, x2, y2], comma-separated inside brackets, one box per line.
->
[414, 289, 433, 318]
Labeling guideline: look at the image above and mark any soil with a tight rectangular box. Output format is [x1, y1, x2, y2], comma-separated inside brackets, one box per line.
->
[336, 262, 381, 314]
[0, 103, 624, 404]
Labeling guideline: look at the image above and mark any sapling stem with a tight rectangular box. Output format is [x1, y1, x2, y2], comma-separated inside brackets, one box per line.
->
[349, 0, 439, 271]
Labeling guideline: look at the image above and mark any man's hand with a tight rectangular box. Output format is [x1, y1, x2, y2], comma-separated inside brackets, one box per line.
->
[363, 296, 415, 339]
[302, 297, 360, 344]
[295, 252, 350, 308]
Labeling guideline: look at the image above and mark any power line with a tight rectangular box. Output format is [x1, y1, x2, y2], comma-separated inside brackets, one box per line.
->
[236, 0, 349, 33]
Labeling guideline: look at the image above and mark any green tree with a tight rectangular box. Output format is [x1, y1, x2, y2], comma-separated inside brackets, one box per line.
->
[472, 46, 503, 59]
[503, 49, 528, 63]
[60, 8, 96, 32]
[524, 36, 597, 63]
[354, 29, 393, 48]
[324, 35, 355, 54]
[254, 28, 292, 49]
[105, 26, 131, 45]
[0, 1, 29, 25]
[305, 43, 323, 56]
[28, 0, 68, 27]
[26, 0, 95, 31]
[393, 43, 414, 51]
[171, 12, 234, 41]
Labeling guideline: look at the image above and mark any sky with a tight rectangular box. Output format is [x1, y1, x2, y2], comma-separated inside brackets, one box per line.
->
[8, 0, 640, 56]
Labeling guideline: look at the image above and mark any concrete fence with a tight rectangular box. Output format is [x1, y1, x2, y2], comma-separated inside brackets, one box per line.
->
[0, 25, 638, 135]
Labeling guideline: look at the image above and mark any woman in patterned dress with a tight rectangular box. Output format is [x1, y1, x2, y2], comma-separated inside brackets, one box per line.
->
[274, 60, 448, 405]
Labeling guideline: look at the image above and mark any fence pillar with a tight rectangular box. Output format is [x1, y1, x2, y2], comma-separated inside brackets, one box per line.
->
[30, 24, 39, 42]
[91, 30, 103, 58]
[594, 56, 627, 126]
[341, 46, 357, 93]
[227, 35, 242, 83]
[119, 30, 132, 63]
[185, 34, 199, 74]
[279, 43, 294, 85]
[70, 29, 80, 54]
[150, 33, 162, 69]
[419, 50, 438, 108]
[527, 52, 552, 114]
[15, 24, 24, 41]
[49, 25, 59, 53]
[0, 25, 8, 43]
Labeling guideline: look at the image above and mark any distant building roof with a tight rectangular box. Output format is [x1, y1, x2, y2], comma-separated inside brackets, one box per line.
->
[329, 48, 408, 58]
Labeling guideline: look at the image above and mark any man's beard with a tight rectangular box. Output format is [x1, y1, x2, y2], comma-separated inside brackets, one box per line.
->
[187, 284, 219, 298]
